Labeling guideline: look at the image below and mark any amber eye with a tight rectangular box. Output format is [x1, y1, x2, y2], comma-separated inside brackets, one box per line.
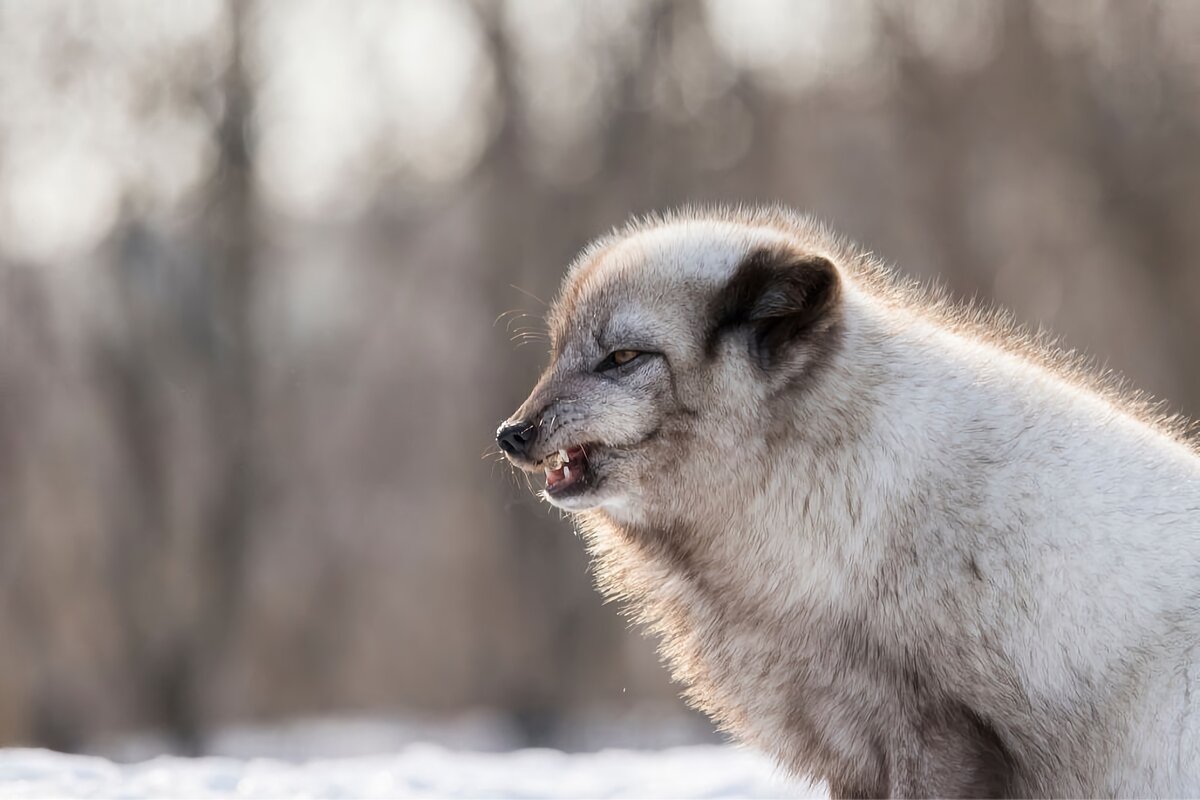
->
[611, 349, 640, 366]
[596, 349, 644, 372]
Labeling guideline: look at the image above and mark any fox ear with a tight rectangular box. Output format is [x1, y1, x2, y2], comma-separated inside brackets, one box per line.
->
[710, 248, 841, 369]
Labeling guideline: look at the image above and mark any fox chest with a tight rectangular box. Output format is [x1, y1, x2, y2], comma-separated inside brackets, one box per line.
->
[597, 521, 944, 792]
[661, 579, 896, 779]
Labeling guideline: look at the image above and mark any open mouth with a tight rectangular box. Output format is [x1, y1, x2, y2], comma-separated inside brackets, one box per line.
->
[543, 444, 594, 496]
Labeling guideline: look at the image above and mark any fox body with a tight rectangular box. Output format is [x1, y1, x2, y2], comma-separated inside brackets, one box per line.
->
[496, 207, 1200, 797]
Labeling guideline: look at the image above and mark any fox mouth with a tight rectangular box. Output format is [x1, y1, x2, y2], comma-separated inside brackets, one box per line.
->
[542, 444, 595, 496]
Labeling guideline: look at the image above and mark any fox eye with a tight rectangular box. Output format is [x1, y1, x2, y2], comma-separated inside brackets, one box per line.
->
[595, 349, 644, 372]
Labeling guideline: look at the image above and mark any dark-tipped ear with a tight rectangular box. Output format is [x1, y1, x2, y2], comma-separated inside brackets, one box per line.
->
[708, 248, 841, 369]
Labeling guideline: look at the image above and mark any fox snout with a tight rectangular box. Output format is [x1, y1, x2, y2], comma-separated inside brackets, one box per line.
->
[497, 372, 566, 465]
[495, 419, 537, 459]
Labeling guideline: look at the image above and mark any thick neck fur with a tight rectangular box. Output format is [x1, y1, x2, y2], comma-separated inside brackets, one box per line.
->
[577, 280, 1200, 798]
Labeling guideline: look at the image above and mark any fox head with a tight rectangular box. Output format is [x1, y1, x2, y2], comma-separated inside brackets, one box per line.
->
[497, 211, 845, 522]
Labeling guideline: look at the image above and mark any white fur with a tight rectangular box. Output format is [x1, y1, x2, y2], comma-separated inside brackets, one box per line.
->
[784, 283, 1200, 793]
[511, 210, 1200, 796]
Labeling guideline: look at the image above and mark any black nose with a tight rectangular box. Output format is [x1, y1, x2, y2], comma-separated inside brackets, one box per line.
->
[496, 420, 538, 458]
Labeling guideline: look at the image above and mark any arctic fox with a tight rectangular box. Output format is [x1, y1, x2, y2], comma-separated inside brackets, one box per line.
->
[497, 207, 1200, 797]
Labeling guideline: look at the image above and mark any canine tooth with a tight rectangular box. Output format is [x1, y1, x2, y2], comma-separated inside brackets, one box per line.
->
[560, 448, 569, 464]
[564, 466, 571, 480]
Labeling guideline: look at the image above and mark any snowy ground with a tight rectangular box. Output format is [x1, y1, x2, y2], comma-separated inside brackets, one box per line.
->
[0, 745, 825, 799]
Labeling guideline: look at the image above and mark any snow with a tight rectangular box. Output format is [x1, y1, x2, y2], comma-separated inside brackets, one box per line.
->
[91, 710, 723, 763]
[0, 744, 826, 799]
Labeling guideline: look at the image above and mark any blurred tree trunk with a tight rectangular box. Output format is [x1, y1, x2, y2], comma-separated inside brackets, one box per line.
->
[186, 0, 260, 750]
[0, 268, 83, 751]
[97, 0, 258, 753]
[197, 0, 257, 693]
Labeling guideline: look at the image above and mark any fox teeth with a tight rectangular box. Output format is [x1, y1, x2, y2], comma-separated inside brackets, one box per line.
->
[559, 448, 569, 464]
[563, 466, 571, 480]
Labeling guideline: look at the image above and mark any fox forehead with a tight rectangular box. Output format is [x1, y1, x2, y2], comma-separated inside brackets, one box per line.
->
[549, 220, 798, 344]
[572, 219, 795, 287]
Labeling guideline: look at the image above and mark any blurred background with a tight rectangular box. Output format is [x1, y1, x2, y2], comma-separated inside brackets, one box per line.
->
[1, 0, 1199, 759]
